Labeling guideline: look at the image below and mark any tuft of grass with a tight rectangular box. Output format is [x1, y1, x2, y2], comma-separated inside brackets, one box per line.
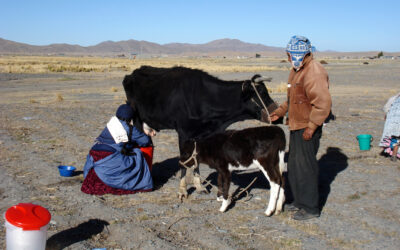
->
[347, 192, 361, 201]
[320, 60, 328, 64]
[29, 99, 38, 103]
[56, 93, 64, 102]
[111, 87, 118, 92]
[138, 214, 149, 221]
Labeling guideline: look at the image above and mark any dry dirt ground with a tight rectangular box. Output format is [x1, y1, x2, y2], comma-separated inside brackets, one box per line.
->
[0, 60, 399, 249]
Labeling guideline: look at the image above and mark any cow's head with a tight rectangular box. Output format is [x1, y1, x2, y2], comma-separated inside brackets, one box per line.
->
[244, 75, 279, 124]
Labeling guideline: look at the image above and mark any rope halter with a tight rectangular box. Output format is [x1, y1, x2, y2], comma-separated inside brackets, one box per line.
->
[179, 141, 198, 169]
[250, 77, 272, 125]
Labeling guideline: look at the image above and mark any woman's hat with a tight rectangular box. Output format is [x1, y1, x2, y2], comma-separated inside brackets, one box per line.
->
[116, 104, 134, 120]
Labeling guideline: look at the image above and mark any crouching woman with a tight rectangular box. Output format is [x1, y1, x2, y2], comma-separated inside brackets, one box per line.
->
[81, 104, 154, 195]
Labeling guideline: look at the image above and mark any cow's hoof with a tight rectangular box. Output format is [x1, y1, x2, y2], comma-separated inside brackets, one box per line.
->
[178, 192, 188, 201]
[265, 209, 274, 217]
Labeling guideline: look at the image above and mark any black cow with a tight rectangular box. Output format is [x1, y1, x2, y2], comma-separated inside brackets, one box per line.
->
[122, 66, 279, 197]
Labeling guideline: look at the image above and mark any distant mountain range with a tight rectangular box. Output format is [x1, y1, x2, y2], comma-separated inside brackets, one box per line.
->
[0, 37, 398, 57]
[0, 38, 285, 56]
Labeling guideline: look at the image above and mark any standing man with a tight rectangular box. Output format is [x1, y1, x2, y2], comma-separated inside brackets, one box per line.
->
[270, 35, 332, 220]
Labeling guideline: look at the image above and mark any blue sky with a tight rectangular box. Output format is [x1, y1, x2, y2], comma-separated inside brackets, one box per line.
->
[1, 0, 399, 52]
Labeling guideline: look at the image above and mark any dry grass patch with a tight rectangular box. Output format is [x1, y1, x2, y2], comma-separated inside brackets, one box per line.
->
[269, 82, 288, 93]
[56, 93, 64, 102]
[0, 56, 289, 74]
[347, 192, 361, 201]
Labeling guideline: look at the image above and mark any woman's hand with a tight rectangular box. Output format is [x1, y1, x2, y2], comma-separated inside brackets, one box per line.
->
[143, 123, 157, 136]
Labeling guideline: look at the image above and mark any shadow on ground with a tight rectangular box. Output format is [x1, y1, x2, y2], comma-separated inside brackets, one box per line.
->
[151, 157, 180, 190]
[46, 219, 109, 250]
[318, 147, 348, 209]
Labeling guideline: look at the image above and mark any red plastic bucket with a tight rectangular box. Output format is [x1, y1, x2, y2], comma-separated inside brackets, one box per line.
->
[140, 146, 154, 171]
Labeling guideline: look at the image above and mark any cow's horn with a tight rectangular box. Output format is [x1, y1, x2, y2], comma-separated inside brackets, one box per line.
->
[253, 76, 272, 83]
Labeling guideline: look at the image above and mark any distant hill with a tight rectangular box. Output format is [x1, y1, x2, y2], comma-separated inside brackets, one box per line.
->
[0, 38, 284, 56]
[0, 37, 398, 57]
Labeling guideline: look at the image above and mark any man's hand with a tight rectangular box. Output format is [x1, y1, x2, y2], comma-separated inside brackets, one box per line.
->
[270, 112, 280, 122]
[302, 127, 314, 141]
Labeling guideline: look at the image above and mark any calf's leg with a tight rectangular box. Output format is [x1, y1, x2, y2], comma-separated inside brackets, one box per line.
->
[274, 151, 286, 215]
[265, 181, 280, 216]
[218, 168, 232, 212]
[275, 185, 285, 215]
[217, 170, 224, 201]
[255, 159, 280, 216]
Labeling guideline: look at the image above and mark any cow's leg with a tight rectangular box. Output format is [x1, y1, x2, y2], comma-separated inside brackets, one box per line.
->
[178, 166, 188, 200]
[178, 137, 190, 199]
[219, 168, 231, 212]
[193, 165, 207, 194]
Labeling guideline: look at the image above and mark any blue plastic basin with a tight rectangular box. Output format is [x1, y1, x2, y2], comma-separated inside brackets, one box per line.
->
[58, 165, 76, 177]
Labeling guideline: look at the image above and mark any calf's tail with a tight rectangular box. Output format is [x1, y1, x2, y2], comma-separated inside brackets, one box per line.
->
[278, 150, 286, 174]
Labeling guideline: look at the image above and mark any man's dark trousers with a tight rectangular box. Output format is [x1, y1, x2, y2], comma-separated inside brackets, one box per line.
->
[288, 126, 322, 214]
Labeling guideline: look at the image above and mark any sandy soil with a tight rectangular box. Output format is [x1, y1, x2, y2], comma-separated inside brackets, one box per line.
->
[0, 60, 399, 249]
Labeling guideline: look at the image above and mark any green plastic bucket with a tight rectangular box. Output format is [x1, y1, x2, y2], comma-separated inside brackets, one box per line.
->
[356, 134, 373, 150]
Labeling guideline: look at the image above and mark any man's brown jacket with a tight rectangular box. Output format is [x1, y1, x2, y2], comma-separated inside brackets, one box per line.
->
[274, 55, 332, 131]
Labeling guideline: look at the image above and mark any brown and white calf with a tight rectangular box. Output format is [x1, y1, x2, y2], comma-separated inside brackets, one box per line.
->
[180, 126, 286, 216]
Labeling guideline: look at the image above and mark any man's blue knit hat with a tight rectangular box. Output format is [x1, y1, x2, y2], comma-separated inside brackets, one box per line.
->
[116, 104, 134, 120]
[286, 35, 313, 69]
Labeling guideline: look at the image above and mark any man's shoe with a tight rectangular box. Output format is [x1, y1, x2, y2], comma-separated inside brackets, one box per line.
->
[292, 209, 320, 221]
[284, 203, 299, 212]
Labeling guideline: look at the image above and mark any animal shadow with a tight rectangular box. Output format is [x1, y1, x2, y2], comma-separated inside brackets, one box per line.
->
[151, 157, 180, 190]
[318, 147, 348, 210]
[205, 170, 271, 200]
[46, 219, 109, 250]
